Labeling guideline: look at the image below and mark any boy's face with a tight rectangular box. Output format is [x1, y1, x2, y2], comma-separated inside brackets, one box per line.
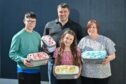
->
[24, 18, 36, 31]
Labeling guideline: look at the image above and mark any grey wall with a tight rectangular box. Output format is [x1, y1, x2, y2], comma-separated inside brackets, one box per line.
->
[124, 1, 126, 84]
[0, 0, 126, 84]
[0, 0, 3, 78]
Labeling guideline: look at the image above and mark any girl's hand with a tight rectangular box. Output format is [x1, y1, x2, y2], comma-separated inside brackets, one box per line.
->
[76, 72, 81, 78]
[53, 66, 56, 77]
[76, 66, 82, 78]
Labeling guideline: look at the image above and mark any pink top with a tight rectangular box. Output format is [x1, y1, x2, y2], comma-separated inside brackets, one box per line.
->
[53, 48, 81, 65]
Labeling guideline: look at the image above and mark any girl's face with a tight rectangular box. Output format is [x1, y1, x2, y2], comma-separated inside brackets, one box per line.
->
[63, 33, 74, 47]
[87, 23, 98, 36]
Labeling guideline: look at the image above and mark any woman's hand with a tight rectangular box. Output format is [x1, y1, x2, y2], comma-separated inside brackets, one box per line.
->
[102, 53, 116, 65]
[102, 56, 111, 64]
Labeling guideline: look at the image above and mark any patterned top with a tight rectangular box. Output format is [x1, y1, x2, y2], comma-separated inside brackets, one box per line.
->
[78, 35, 116, 78]
[53, 48, 81, 65]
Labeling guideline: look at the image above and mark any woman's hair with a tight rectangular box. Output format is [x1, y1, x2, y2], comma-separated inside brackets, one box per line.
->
[86, 19, 100, 34]
[55, 30, 81, 66]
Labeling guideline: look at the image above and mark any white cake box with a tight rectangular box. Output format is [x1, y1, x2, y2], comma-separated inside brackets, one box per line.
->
[41, 35, 56, 53]
[54, 65, 80, 79]
[81, 51, 107, 64]
[27, 52, 49, 67]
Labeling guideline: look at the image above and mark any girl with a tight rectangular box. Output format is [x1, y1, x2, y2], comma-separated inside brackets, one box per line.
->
[53, 30, 82, 84]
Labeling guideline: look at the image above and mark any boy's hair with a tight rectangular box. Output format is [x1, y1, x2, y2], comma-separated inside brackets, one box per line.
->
[24, 11, 37, 19]
[55, 30, 81, 66]
[57, 3, 70, 10]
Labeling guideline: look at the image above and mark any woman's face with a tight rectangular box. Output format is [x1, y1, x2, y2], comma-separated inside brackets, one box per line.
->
[63, 34, 74, 47]
[87, 23, 98, 36]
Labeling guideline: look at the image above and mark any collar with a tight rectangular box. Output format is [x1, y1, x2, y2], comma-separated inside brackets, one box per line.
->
[55, 18, 72, 24]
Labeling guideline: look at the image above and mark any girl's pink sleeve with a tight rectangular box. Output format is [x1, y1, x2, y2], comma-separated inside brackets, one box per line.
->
[53, 48, 58, 58]
[77, 47, 81, 57]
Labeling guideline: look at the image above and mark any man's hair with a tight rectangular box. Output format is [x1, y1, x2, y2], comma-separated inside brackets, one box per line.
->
[57, 3, 70, 10]
[24, 11, 36, 19]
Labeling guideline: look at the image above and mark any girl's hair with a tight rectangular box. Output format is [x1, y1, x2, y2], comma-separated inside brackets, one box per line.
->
[86, 19, 100, 34]
[55, 30, 81, 66]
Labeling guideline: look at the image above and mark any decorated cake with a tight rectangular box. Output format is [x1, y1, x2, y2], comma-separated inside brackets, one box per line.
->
[27, 52, 49, 66]
[41, 35, 56, 53]
[81, 51, 107, 63]
[54, 65, 79, 79]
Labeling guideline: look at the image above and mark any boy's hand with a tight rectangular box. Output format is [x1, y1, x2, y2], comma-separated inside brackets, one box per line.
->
[23, 58, 33, 67]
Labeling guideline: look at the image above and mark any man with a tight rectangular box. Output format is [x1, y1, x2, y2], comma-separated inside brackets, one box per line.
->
[9, 11, 41, 84]
[43, 3, 84, 84]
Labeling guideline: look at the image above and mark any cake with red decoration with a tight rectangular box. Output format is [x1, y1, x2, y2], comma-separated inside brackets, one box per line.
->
[27, 52, 49, 66]
[41, 35, 56, 53]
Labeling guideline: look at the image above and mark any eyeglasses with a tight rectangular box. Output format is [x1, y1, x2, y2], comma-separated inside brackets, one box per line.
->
[25, 20, 36, 23]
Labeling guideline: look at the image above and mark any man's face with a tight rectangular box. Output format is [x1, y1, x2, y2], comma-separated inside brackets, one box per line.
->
[57, 7, 70, 22]
[24, 18, 36, 31]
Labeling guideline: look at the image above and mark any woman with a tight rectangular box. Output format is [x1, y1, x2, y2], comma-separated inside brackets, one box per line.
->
[78, 19, 116, 84]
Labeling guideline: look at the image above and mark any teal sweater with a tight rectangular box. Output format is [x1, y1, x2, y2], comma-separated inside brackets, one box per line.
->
[9, 29, 41, 71]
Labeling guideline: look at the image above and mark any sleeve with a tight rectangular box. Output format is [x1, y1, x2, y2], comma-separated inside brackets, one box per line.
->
[77, 47, 82, 67]
[53, 48, 59, 59]
[9, 35, 24, 63]
[38, 33, 42, 51]
[43, 22, 50, 35]
[105, 37, 116, 55]
[78, 38, 84, 49]
[77, 48, 81, 57]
